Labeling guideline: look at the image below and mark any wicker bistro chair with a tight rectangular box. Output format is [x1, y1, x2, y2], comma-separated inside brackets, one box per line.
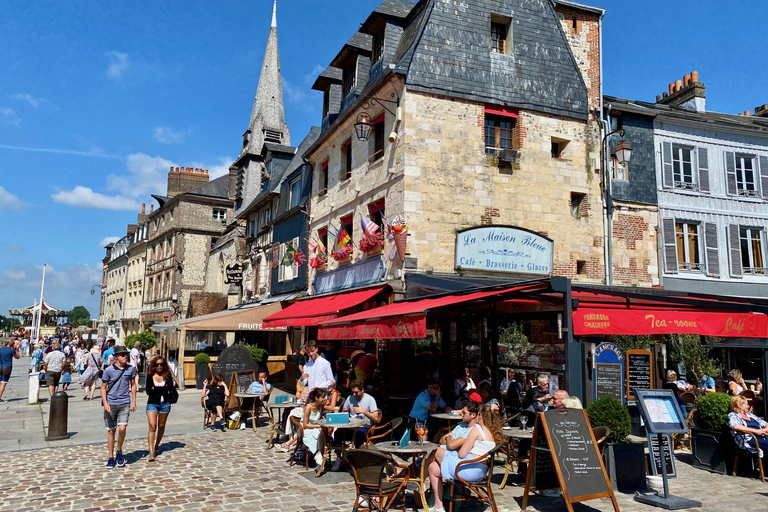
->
[288, 416, 312, 470]
[443, 443, 504, 512]
[366, 417, 405, 449]
[346, 449, 410, 512]
[201, 396, 213, 430]
[732, 432, 765, 483]
[592, 426, 611, 455]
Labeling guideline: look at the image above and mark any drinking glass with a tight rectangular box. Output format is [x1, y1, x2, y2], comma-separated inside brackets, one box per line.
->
[415, 421, 426, 446]
[519, 415, 528, 431]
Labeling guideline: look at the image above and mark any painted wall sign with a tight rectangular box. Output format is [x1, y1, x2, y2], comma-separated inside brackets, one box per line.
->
[593, 342, 625, 405]
[454, 226, 553, 275]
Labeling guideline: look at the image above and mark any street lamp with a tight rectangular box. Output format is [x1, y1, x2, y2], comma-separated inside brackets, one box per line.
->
[354, 112, 373, 141]
[601, 128, 633, 287]
[90, 284, 104, 295]
[352, 82, 400, 141]
[615, 138, 633, 166]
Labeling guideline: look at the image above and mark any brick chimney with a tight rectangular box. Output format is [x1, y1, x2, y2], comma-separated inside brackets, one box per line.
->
[656, 70, 705, 112]
[166, 166, 210, 198]
[228, 163, 238, 201]
[137, 203, 149, 224]
[755, 105, 768, 118]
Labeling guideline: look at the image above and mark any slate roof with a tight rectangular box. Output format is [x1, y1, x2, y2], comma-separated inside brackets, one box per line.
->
[605, 95, 768, 136]
[312, 66, 343, 91]
[361, 0, 415, 30]
[262, 142, 297, 155]
[551, 0, 605, 16]
[394, 0, 590, 120]
[280, 126, 321, 182]
[187, 175, 231, 199]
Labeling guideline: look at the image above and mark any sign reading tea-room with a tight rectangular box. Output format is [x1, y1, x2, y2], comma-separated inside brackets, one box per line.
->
[454, 226, 554, 275]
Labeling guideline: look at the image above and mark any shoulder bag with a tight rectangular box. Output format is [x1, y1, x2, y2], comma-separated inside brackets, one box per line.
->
[102, 365, 129, 407]
[168, 376, 179, 404]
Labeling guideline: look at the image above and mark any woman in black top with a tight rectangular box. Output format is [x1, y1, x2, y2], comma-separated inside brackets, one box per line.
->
[145, 356, 177, 461]
[202, 373, 229, 431]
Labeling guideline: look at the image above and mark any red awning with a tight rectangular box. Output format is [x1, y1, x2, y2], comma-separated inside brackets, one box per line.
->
[318, 283, 547, 340]
[573, 309, 768, 337]
[262, 285, 389, 328]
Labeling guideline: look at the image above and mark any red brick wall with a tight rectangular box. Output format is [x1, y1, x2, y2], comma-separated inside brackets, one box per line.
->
[612, 213, 647, 250]
[555, 7, 601, 111]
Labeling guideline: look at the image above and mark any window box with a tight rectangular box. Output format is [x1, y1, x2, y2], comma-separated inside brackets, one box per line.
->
[330, 244, 354, 262]
[359, 232, 386, 254]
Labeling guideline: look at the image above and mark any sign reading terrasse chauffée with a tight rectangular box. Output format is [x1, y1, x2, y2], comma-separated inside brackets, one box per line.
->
[454, 226, 554, 275]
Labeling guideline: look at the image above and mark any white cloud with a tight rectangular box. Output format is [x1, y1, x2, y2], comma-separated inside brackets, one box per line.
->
[52, 186, 141, 210]
[3, 269, 27, 281]
[0, 186, 26, 209]
[0, 144, 121, 159]
[98, 237, 120, 248]
[282, 78, 315, 112]
[106, 51, 130, 79]
[106, 153, 175, 198]
[1, 107, 20, 125]
[153, 126, 187, 144]
[5, 243, 23, 251]
[190, 156, 233, 179]
[304, 64, 325, 85]
[10, 93, 43, 108]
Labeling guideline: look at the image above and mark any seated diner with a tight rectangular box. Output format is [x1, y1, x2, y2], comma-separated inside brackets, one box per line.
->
[728, 395, 768, 457]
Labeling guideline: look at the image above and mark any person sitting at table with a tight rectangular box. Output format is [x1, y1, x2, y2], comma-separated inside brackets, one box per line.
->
[454, 367, 476, 398]
[666, 370, 693, 391]
[477, 381, 500, 412]
[202, 374, 229, 431]
[714, 378, 728, 393]
[427, 405, 503, 512]
[242, 370, 272, 427]
[299, 388, 328, 467]
[477, 365, 492, 388]
[728, 369, 747, 395]
[552, 389, 570, 409]
[561, 396, 583, 409]
[700, 373, 716, 393]
[728, 395, 768, 458]
[410, 378, 451, 440]
[340, 379, 379, 445]
[324, 379, 341, 413]
[525, 374, 553, 412]
[437, 399, 479, 449]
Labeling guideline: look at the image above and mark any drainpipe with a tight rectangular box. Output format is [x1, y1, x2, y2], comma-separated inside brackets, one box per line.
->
[598, 12, 612, 286]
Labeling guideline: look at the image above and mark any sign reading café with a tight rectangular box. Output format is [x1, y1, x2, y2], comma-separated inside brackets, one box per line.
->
[454, 226, 554, 275]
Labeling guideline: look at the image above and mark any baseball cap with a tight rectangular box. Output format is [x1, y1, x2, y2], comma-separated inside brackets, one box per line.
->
[469, 392, 482, 403]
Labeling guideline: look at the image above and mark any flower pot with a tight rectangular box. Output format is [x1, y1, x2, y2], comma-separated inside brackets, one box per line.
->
[195, 363, 209, 390]
[603, 442, 647, 492]
[690, 427, 728, 475]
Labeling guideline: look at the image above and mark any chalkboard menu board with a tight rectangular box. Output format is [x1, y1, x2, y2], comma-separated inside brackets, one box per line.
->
[626, 349, 653, 399]
[523, 409, 618, 512]
[593, 343, 625, 405]
[648, 433, 676, 478]
[211, 345, 259, 385]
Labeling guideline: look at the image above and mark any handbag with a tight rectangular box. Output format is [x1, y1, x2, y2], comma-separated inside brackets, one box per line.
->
[2, 367, 10, 376]
[168, 382, 179, 404]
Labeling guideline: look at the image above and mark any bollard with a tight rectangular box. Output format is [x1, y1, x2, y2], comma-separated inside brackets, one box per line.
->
[45, 391, 70, 441]
[28, 372, 40, 404]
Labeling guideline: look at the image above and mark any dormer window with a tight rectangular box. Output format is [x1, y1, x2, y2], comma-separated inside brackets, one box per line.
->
[372, 32, 384, 64]
[490, 15, 512, 55]
[343, 60, 356, 96]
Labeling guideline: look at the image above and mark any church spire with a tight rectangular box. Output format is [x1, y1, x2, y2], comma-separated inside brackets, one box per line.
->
[241, 0, 290, 156]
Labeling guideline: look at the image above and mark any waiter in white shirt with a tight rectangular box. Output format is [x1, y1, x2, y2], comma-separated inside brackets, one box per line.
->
[299, 340, 335, 397]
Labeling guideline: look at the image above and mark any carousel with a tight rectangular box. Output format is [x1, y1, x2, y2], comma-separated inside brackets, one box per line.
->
[8, 301, 71, 339]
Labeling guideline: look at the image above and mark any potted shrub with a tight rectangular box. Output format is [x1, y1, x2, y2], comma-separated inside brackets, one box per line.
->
[194, 352, 211, 390]
[691, 392, 732, 474]
[587, 397, 646, 491]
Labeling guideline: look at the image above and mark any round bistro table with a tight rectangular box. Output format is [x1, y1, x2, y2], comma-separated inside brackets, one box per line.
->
[431, 412, 462, 437]
[375, 440, 439, 512]
[266, 401, 303, 448]
[316, 417, 368, 477]
[499, 427, 533, 489]
[234, 392, 270, 430]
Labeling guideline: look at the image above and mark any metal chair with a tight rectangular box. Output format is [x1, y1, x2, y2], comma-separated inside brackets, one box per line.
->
[733, 432, 765, 483]
[366, 417, 405, 448]
[346, 449, 410, 512]
[288, 416, 311, 470]
[592, 426, 611, 455]
[443, 443, 504, 512]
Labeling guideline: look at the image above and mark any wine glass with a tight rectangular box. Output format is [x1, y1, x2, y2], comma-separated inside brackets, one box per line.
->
[415, 421, 426, 446]
[519, 415, 528, 431]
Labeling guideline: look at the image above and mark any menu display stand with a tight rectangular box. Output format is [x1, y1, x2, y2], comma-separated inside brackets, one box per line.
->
[634, 389, 701, 510]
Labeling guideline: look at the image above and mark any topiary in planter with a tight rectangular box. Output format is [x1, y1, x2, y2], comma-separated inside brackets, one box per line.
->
[697, 392, 732, 432]
[587, 397, 631, 444]
[194, 352, 211, 365]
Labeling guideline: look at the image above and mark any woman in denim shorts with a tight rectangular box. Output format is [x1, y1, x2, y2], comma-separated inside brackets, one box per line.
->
[145, 355, 177, 461]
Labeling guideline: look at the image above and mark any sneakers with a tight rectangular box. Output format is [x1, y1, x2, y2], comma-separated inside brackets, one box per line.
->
[314, 452, 324, 466]
[331, 458, 342, 472]
[115, 451, 125, 467]
[429, 507, 445, 512]
[105, 458, 116, 469]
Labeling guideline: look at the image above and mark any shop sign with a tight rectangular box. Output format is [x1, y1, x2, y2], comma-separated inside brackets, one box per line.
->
[225, 263, 243, 284]
[141, 311, 169, 322]
[318, 316, 427, 340]
[574, 309, 768, 338]
[454, 226, 553, 275]
[593, 342, 624, 405]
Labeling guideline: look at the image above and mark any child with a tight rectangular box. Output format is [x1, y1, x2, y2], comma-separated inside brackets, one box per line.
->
[60, 360, 72, 391]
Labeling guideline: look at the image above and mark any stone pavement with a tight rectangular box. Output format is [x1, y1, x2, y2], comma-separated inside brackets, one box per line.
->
[1, 357, 768, 511]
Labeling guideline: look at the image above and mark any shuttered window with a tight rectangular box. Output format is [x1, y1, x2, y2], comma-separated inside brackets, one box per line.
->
[672, 145, 696, 190]
[704, 222, 720, 277]
[740, 227, 765, 275]
[675, 222, 702, 271]
[726, 152, 759, 197]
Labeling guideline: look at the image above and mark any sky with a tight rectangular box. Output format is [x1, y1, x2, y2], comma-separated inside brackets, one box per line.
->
[1, 0, 766, 321]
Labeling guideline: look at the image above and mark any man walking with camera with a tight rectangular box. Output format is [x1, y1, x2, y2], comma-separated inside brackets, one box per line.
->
[101, 345, 137, 469]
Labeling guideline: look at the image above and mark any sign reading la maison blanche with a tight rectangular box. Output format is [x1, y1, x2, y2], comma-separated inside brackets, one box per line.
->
[455, 226, 554, 275]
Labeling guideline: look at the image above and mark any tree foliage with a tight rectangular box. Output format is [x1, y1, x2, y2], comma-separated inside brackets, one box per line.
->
[608, 334, 659, 352]
[68, 306, 91, 327]
[0, 315, 21, 332]
[665, 334, 720, 384]
[236, 341, 269, 364]
[125, 331, 157, 352]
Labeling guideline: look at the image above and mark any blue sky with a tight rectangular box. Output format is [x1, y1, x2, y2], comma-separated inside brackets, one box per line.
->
[1, 0, 765, 320]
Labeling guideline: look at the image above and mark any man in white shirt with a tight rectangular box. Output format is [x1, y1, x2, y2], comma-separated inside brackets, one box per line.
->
[299, 340, 334, 398]
[129, 342, 141, 389]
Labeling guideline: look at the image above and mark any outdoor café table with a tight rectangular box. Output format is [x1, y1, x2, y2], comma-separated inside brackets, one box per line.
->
[234, 392, 269, 430]
[499, 427, 533, 489]
[266, 400, 303, 449]
[375, 440, 438, 512]
[316, 417, 368, 477]
[432, 411, 462, 437]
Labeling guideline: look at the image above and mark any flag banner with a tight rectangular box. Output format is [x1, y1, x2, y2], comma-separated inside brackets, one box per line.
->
[335, 228, 351, 253]
[308, 239, 317, 254]
[272, 242, 280, 268]
[281, 243, 296, 266]
[381, 214, 394, 238]
[361, 214, 379, 241]
[295, 247, 307, 266]
[316, 236, 327, 256]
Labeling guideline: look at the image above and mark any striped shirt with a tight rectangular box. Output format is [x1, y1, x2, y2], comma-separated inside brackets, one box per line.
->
[728, 412, 767, 457]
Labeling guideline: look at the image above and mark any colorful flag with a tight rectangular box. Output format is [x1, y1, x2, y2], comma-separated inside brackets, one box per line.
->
[335, 228, 351, 253]
[295, 247, 306, 266]
[308, 239, 317, 255]
[281, 243, 296, 266]
[316, 235, 326, 256]
[361, 214, 379, 241]
[381, 214, 394, 238]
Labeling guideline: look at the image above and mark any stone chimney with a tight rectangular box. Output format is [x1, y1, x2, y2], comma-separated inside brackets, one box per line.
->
[228, 163, 238, 201]
[137, 203, 149, 224]
[755, 105, 768, 118]
[167, 166, 210, 198]
[656, 70, 705, 112]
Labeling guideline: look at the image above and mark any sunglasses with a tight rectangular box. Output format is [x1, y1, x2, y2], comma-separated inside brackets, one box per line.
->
[154, 363, 165, 367]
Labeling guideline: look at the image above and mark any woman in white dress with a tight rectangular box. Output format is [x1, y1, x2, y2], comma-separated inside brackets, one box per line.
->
[301, 388, 328, 466]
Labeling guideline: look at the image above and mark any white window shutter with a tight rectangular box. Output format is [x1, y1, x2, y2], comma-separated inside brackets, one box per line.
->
[662, 218, 678, 274]
[292, 237, 300, 280]
[697, 147, 710, 193]
[728, 224, 743, 278]
[759, 155, 768, 200]
[278, 243, 285, 282]
[662, 142, 673, 188]
[725, 152, 737, 196]
[704, 222, 719, 277]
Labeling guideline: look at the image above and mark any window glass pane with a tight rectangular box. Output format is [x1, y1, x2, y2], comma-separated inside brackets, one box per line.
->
[687, 224, 699, 264]
[675, 223, 685, 266]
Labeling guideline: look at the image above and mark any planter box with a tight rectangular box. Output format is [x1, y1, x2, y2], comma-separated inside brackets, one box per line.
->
[691, 427, 728, 475]
[604, 442, 647, 492]
[195, 363, 209, 390]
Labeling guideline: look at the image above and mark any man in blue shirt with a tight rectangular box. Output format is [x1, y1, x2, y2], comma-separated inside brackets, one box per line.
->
[101, 345, 137, 469]
[0, 339, 21, 402]
[244, 371, 272, 428]
[102, 339, 116, 369]
[437, 399, 478, 449]
[410, 378, 451, 440]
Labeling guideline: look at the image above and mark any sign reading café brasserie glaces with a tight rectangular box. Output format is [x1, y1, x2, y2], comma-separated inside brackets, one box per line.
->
[454, 226, 554, 275]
